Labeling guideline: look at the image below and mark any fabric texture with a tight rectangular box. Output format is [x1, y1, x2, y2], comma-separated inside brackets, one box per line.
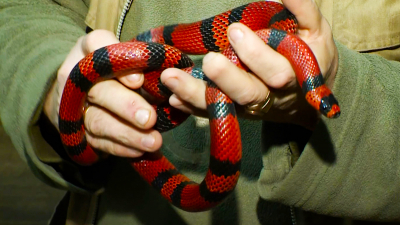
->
[0, 0, 90, 193]
[85, 0, 126, 34]
[316, 0, 400, 60]
[258, 41, 400, 221]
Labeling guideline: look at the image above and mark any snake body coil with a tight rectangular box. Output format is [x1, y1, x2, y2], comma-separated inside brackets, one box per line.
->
[59, 1, 340, 212]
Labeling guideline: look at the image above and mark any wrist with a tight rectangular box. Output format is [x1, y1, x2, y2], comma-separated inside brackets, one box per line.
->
[43, 79, 60, 130]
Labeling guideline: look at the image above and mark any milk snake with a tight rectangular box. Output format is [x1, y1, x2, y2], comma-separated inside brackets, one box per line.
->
[59, 1, 340, 212]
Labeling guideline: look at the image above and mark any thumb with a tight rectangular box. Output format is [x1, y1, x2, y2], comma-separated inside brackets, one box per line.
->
[282, 0, 323, 32]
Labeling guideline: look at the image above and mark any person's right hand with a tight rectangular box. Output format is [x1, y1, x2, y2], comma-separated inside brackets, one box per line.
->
[43, 30, 163, 158]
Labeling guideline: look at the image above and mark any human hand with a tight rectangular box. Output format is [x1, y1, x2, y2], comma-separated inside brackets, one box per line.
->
[43, 30, 162, 158]
[160, 0, 338, 130]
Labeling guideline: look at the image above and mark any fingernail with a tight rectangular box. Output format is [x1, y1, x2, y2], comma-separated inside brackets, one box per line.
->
[127, 73, 141, 82]
[135, 109, 150, 126]
[229, 27, 244, 44]
[169, 94, 180, 106]
[142, 135, 155, 148]
[165, 78, 179, 90]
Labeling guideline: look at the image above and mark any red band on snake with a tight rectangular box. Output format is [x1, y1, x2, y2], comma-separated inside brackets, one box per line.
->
[59, 1, 340, 212]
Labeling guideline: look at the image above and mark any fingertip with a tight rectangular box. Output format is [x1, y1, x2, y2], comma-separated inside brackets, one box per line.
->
[160, 68, 182, 91]
[139, 130, 163, 153]
[202, 52, 230, 80]
[162, 68, 208, 111]
[228, 23, 250, 45]
[141, 134, 156, 149]
[148, 131, 163, 151]
[161, 67, 180, 78]
[202, 51, 219, 64]
[227, 22, 259, 43]
[119, 72, 144, 89]
[228, 22, 252, 32]
[169, 94, 183, 107]
[161, 68, 187, 83]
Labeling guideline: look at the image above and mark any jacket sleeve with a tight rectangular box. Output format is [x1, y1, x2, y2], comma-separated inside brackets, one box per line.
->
[0, 0, 101, 193]
[258, 41, 400, 221]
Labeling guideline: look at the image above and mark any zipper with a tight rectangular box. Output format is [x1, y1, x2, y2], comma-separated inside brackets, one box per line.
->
[290, 206, 297, 225]
[90, 195, 100, 225]
[289, 143, 298, 225]
[87, 194, 101, 225]
[116, 0, 134, 40]
[114, 2, 298, 224]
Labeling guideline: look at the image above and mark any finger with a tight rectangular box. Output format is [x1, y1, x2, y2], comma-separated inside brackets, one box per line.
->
[86, 132, 144, 158]
[227, 23, 296, 89]
[202, 51, 270, 106]
[84, 105, 162, 155]
[168, 95, 208, 117]
[58, 30, 121, 96]
[84, 30, 146, 90]
[282, 0, 323, 32]
[87, 79, 157, 129]
[161, 68, 207, 109]
[118, 72, 145, 90]
[283, 0, 337, 82]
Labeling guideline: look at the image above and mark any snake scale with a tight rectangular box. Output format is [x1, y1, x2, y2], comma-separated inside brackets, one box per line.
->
[59, 1, 340, 212]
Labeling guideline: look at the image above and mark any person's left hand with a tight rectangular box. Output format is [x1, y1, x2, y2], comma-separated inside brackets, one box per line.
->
[159, 0, 338, 130]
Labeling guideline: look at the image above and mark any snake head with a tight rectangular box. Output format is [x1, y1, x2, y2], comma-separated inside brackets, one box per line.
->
[319, 95, 340, 118]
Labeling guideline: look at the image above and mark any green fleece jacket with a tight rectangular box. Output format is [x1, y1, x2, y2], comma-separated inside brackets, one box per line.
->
[1, 0, 400, 224]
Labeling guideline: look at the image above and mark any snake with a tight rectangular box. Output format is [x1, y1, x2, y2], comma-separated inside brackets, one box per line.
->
[58, 1, 340, 212]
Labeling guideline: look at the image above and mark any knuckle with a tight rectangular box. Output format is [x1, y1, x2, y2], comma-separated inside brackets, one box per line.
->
[83, 32, 96, 47]
[267, 69, 294, 88]
[86, 80, 112, 105]
[87, 85, 100, 103]
[85, 109, 104, 136]
[106, 144, 118, 156]
[85, 134, 101, 150]
[115, 131, 133, 147]
[183, 86, 200, 103]
[203, 54, 229, 79]
[241, 45, 264, 64]
[57, 66, 71, 80]
[175, 78, 204, 104]
[83, 30, 118, 54]
[235, 86, 261, 106]
[87, 81, 107, 102]
[84, 30, 114, 48]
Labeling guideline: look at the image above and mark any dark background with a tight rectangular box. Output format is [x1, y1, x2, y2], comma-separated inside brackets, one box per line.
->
[0, 124, 65, 225]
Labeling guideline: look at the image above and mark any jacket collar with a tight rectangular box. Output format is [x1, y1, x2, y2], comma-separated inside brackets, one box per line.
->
[85, 0, 132, 37]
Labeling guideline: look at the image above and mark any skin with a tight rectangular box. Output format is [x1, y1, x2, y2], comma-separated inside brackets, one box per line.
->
[43, 0, 338, 158]
[162, 0, 338, 128]
[44, 31, 163, 158]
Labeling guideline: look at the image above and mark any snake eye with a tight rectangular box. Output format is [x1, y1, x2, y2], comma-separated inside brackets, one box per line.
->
[319, 97, 332, 116]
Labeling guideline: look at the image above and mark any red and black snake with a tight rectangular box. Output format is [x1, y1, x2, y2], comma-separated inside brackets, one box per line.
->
[59, 1, 340, 212]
